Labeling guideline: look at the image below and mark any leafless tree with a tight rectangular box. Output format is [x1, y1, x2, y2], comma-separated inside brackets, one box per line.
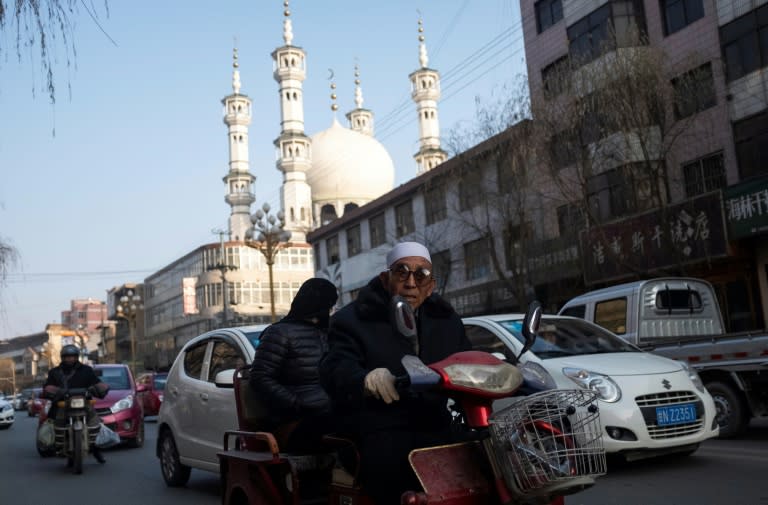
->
[1, 0, 111, 104]
[531, 25, 721, 282]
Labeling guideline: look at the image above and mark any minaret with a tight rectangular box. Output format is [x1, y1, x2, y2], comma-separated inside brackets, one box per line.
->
[346, 64, 374, 136]
[409, 17, 447, 174]
[272, 0, 312, 241]
[222, 47, 256, 241]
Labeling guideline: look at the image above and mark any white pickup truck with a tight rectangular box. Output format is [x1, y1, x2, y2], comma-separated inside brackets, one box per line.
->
[558, 277, 768, 437]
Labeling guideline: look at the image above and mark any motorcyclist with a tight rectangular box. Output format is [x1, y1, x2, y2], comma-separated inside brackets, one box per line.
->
[43, 344, 110, 464]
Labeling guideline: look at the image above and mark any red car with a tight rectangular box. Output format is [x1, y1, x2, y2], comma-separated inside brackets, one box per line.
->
[136, 372, 167, 417]
[93, 364, 147, 448]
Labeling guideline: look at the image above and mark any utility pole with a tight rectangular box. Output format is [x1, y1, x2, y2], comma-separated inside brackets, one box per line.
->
[212, 229, 235, 327]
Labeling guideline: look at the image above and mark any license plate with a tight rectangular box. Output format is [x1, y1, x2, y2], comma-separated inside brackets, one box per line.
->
[655, 403, 697, 426]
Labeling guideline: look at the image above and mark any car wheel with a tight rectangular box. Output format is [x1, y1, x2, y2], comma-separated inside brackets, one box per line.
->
[159, 429, 191, 487]
[708, 380, 748, 438]
[128, 419, 145, 448]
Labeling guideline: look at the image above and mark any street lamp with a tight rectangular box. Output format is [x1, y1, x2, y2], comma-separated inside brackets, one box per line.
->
[245, 202, 292, 323]
[117, 289, 143, 374]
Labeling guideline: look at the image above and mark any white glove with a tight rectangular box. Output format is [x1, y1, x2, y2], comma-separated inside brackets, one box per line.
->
[364, 368, 400, 404]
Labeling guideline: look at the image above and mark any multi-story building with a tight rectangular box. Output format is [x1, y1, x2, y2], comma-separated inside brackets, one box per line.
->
[521, 0, 768, 329]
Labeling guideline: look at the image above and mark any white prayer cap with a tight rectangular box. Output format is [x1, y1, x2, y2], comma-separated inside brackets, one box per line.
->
[386, 242, 432, 267]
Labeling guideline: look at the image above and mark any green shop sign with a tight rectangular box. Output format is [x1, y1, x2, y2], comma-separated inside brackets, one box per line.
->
[724, 177, 768, 240]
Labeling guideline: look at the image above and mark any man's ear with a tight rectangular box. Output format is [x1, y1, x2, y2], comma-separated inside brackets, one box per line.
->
[378, 271, 389, 288]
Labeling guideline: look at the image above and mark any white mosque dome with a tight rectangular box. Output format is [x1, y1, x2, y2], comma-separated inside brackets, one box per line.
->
[308, 119, 395, 205]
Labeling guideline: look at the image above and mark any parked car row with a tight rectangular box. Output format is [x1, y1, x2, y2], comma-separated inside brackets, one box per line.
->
[154, 310, 720, 486]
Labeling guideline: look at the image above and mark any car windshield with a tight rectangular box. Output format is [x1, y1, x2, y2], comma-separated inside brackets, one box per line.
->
[98, 367, 131, 390]
[154, 375, 167, 390]
[497, 317, 639, 358]
[243, 329, 264, 349]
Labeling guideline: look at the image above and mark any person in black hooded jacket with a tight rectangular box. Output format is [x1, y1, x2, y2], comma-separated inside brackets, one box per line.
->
[320, 241, 471, 505]
[249, 277, 338, 452]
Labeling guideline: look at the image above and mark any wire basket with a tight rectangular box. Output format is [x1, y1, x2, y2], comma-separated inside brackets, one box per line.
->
[488, 389, 606, 499]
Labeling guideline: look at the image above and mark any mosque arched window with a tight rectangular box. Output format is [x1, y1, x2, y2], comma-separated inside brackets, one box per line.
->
[290, 207, 296, 221]
[343, 203, 359, 215]
[320, 204, 337, 225]
[301, 207, 306, 221]
[290, 57, 296, 67]
[293, 92, 298, 100]
[430, 111, 435, 119]
[283, 57, 290, 67]
[421, 79, 427, 89]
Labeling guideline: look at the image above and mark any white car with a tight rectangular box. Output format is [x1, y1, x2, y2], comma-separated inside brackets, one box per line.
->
[157, 324, 267, 486]
[462, 314, 719, 461]
[0, 397, 14, 429]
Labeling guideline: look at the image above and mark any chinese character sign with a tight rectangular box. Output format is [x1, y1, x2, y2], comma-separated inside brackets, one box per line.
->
[725, 178, 768, 239]
[582, 193, 726, 284]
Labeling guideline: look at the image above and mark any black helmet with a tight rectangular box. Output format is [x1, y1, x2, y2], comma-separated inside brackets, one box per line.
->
[60, 344, 80, 359]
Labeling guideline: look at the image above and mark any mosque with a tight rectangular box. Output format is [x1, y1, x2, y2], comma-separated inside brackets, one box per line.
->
[139, 1, 448, 362]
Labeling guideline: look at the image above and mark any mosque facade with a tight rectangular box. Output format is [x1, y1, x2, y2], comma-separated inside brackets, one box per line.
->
[139, 2, 447, 365]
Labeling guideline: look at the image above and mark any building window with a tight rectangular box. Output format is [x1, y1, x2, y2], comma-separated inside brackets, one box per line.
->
[541, 55, 569, 97]
[535, 0, 563, 33]
[395, 200, 415, 238]
[733, 110, 768, 180]
[568, 4, 612, 64]
[683, 152, 726, 197]
[326, 235, 340, 265]
[720, 4, 768, 82]
[549, 130, 579, 169]
[557, 203, 586, 237]
[464, 238, 490, 281]
[424, 184, 447, 225]
[459, 167, 484, 211]
[497, 151, 526, 195]
[567, 1, 647, 66]
[369, 212, 386, 248]
[431, 249, 452, 293]
[661, 0, 704, 36]
[672, 63, 716, 119]
[346, 225, 361, 257]
[587, 165, 651, 223]
[504, 222, 533, 273]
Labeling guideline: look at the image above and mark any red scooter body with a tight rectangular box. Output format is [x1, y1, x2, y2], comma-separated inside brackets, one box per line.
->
[400, 350, 567, 505]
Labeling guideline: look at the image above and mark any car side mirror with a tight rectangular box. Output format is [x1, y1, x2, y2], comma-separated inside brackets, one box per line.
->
[214, 369, 236, 388]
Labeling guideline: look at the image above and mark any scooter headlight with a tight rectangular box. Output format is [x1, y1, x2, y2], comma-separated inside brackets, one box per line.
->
[443, 362, 523, 394]
[563, 368, 621, 402]
[69, 397, 86, 409]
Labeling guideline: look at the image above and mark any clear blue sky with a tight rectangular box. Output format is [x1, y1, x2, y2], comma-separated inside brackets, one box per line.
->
[0, 0, 527, 339]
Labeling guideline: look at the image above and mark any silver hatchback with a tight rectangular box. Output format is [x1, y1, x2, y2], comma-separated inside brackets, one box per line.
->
[156, 324, 267, 486]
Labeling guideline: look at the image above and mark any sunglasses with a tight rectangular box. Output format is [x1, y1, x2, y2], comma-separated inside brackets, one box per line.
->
[388, 263, 433, 286]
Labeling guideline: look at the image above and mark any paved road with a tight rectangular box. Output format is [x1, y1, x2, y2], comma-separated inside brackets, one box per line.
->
[3, 413, 768, 504]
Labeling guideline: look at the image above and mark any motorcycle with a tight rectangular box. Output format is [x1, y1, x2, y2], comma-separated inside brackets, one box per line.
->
[49, 387, 100, 474]
[393, 299, 605, 505]
[218, 300, 606, 504]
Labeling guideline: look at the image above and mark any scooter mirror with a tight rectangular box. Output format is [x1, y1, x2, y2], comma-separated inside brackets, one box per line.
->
[517, 301, 543, 360]
[391, 295, 419, 355]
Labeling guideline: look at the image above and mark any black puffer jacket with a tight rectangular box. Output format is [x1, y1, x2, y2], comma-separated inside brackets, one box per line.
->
[320, 276, 470, 435]
[249, 320, 331, 427]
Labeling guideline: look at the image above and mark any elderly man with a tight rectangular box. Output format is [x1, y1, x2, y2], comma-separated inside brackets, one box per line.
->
[320, 241, 470, 505]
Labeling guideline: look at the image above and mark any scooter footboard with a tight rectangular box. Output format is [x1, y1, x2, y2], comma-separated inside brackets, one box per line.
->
[408, 441, 495, 505]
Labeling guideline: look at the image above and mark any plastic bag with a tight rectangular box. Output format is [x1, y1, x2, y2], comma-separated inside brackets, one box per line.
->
[95, 423, 121, 448]
[37, 419, 55, 449]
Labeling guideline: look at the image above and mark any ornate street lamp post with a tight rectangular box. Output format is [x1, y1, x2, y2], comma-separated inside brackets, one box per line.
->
[117, 289, 143, 374]
[245, 202, 292, 323]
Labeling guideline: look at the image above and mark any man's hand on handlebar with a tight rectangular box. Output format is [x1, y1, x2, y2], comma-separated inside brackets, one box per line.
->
[364, 368, 400, 404]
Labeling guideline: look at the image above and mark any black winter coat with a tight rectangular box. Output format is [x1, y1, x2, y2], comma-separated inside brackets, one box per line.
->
[320, 276, 470, 435]
[249, 320, 331, 428]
